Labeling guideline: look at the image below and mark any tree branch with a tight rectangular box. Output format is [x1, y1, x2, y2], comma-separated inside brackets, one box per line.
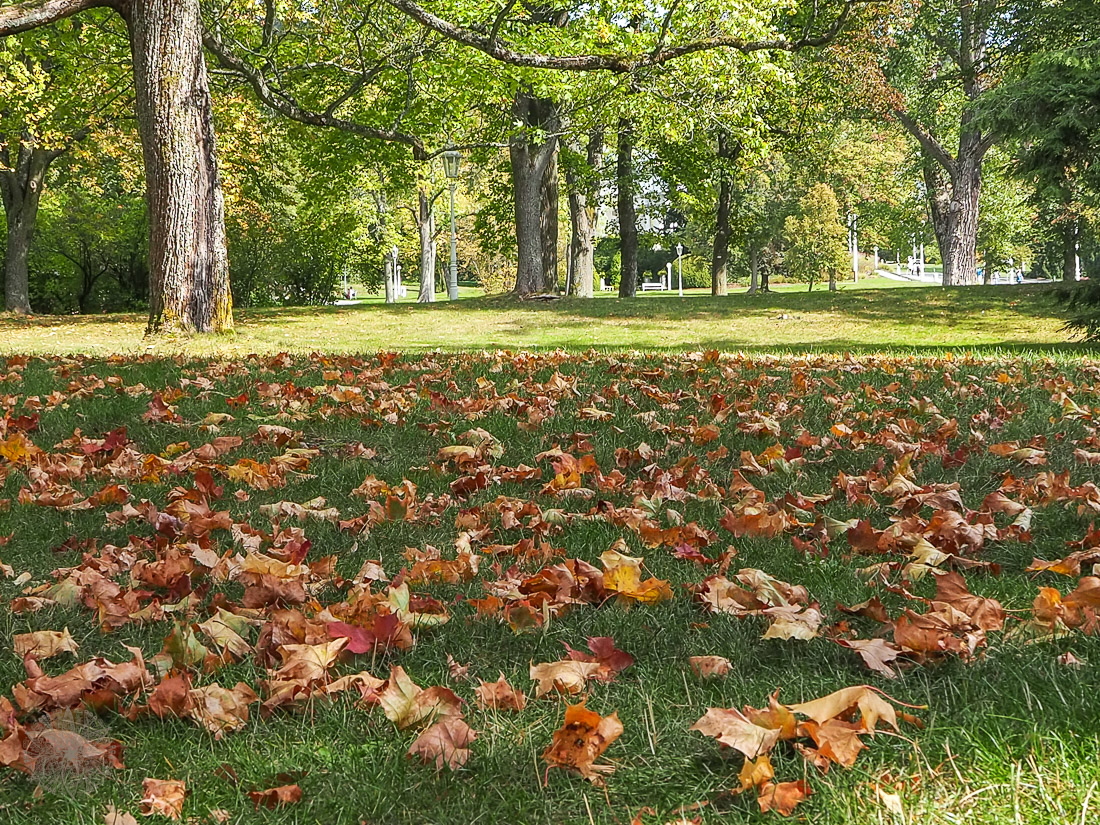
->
[0, 0, 109, 36]
[203, 30, 427, 159]
[487, 0, 518, 51]
[383, 0, 870, 73]
[894, 109, 957, 176]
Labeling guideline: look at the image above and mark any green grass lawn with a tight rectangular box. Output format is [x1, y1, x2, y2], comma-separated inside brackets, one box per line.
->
[0, 280, 1081, 357]
[1, 350, 1099, 824]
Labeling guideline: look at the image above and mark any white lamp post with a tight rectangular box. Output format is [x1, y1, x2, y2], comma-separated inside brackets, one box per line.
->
[675, 243, 684, 297]
[665, 262, 672, 291]
[442, 148, 462, 301]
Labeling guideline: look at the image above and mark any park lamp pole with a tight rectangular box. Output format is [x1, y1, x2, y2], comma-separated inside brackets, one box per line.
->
[442, 148, 462, 301]
[676, 243, 684, 298]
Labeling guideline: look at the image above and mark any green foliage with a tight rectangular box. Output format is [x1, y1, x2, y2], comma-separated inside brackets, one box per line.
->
[783, 184, 849, 290]
[28, 158, 146, 314]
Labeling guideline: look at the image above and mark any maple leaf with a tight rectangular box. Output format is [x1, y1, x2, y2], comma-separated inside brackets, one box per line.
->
[474, 674, 527, 711]
[563, 636, 634, 681]
[13, 628, 79, 660]
[140, 778, 187, 820]
[689, 655, 732, 679]
[379, 666, 463, 729]
[690, 707, 782, 759]
[834, 639, 903, 679]
[786, 685, 902, 734]
[139, 672, 192, 720]
[757, 780, 812, 816]
[408, 717, 478, 770]
[599, 545, 673, 605]
[529, 660, 603, 698]
[736, 754, 775, 793]
[542, 700, 623, 782]
[187, 682, 257, 738]
[247, 784, 303, 809]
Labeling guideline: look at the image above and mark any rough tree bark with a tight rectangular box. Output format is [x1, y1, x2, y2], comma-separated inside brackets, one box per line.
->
[0, 142, 58, 313]
[565, 128, 602, 299]
[616, 117, 638, 298]
[131, 0, 232, 332]
[540, 143, 559, 291]
[1063, 219, 1079, 282]
[748, 247, 760, 294]
[0, 0, 234, 333]
[710, 132, 740, 297]
[510, 92, 559, 294]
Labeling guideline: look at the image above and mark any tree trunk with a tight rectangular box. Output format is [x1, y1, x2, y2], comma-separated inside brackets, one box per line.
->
[711, 132, 738, 297]
[1063, 219, 1079, 282]
[565, 128, 602, 300]
[942, 157, 981, 286]
[0, 145, 54, 314]
[540, 143, 559, 291]
[128, 0, 233, 334]
[510, 92, 558, 295]
[748, 247, 759, 294]
[617, 117, 637, 298]
[417, 185, 435, 302]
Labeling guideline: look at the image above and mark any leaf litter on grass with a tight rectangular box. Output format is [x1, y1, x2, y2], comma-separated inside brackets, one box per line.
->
[0, 350, 1099, 819]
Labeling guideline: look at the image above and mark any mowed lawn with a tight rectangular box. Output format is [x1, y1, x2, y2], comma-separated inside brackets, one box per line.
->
[0, 280, 1082, 356]
[1, 349, 1099, 824]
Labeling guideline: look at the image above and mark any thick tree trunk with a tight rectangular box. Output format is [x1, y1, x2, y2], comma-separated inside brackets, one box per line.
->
[417, 186, 435, 302]
[567, 188, 595, 299]
[941, 157, 981, 286]
[0, 145, 54, 314]
[128, 0, 233, 334]
[617, 117, 637, 299]
[564, 128, 602, 300]
[748, 247, 759, 294]
[540, 144, 559, 291]
[510, 92, 558, 294]
[711, 132, 738, 297]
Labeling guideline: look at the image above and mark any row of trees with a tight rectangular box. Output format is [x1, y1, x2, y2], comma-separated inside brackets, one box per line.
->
[1, 0, 1098, 332]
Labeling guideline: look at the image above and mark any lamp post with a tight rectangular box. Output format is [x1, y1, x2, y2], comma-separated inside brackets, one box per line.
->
[675, 243, 684, 298]
[442, 147, 462, 301]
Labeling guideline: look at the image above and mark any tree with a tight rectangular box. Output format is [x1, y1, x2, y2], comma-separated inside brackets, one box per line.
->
[0, 16, 126, 313]
[784, 183, 847, 291]
[865, 0, 1009, 286]
[563, 127, 602, 298]
[0, 0, 234, 333]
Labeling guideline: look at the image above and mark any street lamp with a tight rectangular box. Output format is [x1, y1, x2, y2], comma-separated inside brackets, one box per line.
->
[675, 243, 684, 298]
[442, 147, 462, 301]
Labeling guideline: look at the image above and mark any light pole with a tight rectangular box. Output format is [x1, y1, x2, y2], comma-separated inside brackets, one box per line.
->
[676, 243, 684, 298]
[442, 147, 462, 301]
[665, 262, 672, 291]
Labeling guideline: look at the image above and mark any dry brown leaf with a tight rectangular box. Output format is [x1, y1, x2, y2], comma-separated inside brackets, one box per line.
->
[529, 660, 602, 698]
[140, 778, 186, 820]
[407, 717, 477, 770]
[474, 674, 527, 711]
[688, 656, 732, 679]
[542, 699, 623, 782]
[13, 628, 79, 660]
[247, 784, 302, 809]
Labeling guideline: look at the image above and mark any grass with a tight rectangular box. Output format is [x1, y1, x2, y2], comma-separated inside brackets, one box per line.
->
[0, 279, 1081, 357]
[1, 349, 1099, 824]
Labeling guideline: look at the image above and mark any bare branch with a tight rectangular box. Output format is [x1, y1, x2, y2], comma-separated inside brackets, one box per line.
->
[0, 0, 109, 36]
